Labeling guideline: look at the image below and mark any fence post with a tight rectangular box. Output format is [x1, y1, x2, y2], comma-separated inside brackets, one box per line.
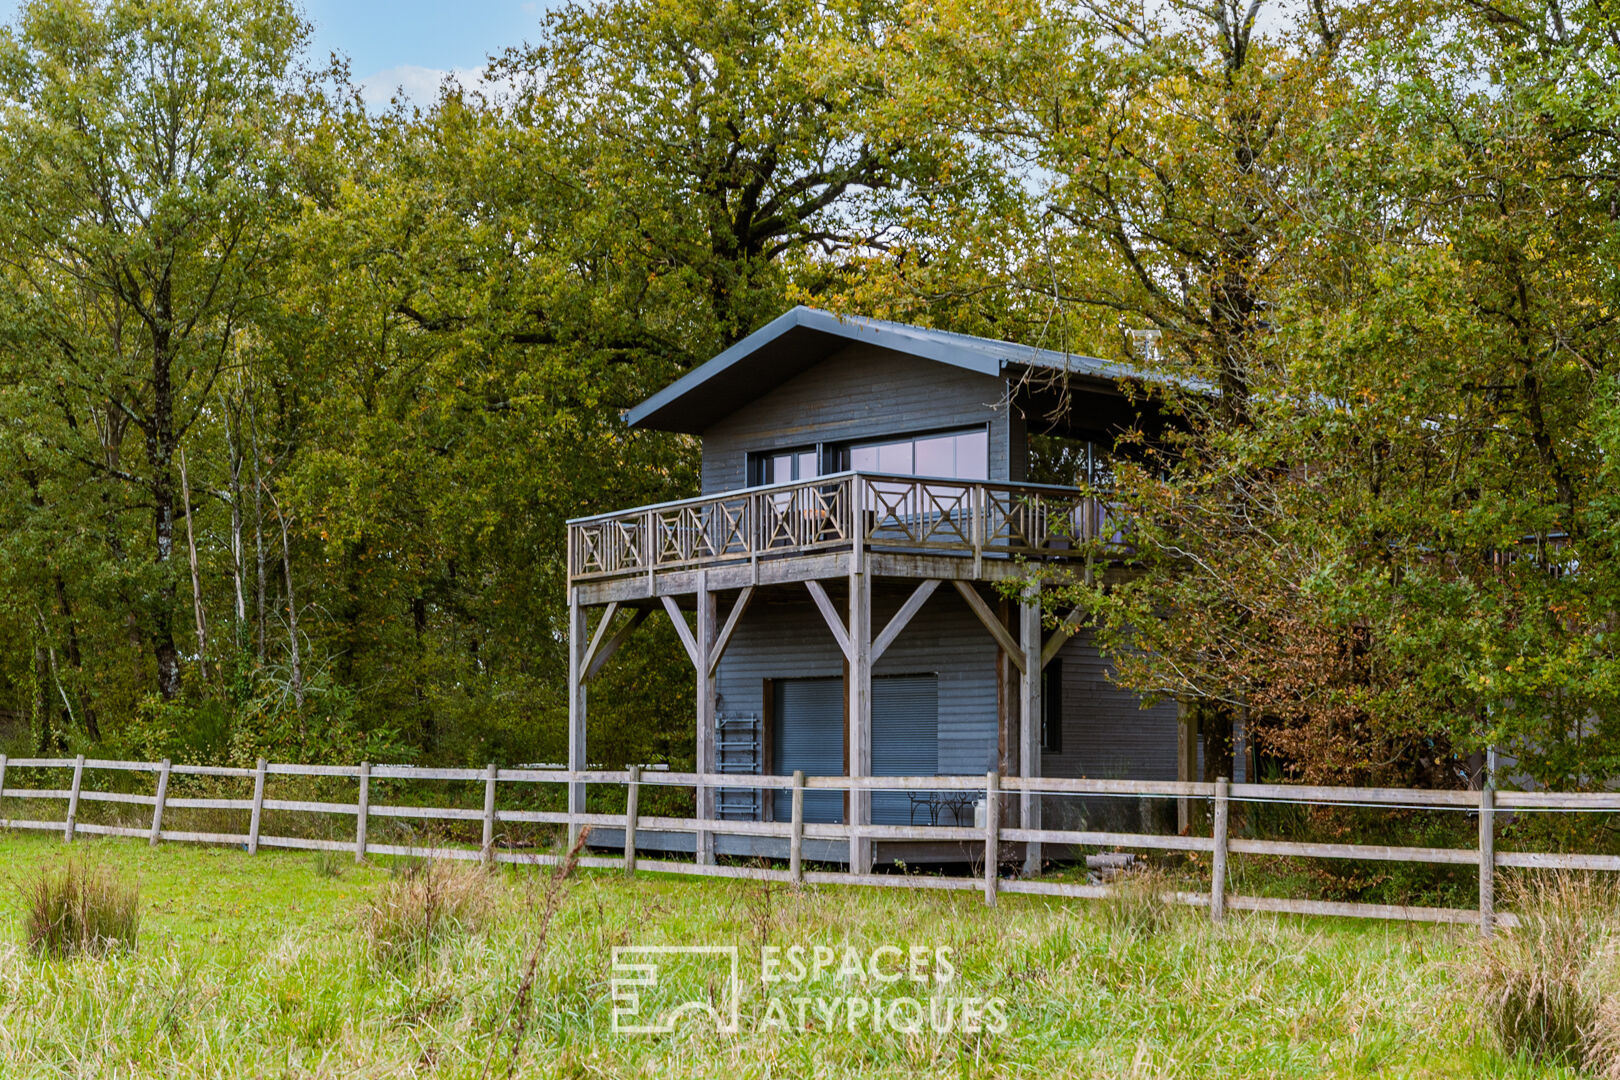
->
[149, 758, 171, 846]
[248, 757, 268, 855]
[623, 765, 640, 876]
[1479, 782, 1496, 938]
[1210, 776, 1230, 923]
[984, 771, 1000, 908]
[63, 754, 85, 843]
[355, 761, 371, 863]
[481, 763, 498, 866]
[0, 753, 8, 828]
[790, 770, 805, 885]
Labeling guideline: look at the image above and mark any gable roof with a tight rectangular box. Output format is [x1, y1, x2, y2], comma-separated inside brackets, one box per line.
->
[625, 305, 1174, 434]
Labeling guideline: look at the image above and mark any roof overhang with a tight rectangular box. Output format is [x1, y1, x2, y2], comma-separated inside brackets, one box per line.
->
[625, 306, 1172, 434]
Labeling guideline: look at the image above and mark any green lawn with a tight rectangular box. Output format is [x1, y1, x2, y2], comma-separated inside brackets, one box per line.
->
[0, 833, 1563, 1078]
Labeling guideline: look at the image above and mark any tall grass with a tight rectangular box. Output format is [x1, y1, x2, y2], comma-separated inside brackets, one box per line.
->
[1099, 864, 1178, 939]
[1470, 871, 1620, 1070]
[22, 858, 140, 959]
[362, 858, 500, 968]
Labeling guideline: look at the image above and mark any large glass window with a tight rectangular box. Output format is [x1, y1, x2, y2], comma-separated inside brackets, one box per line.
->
[845, 428, 988, 481]
[1027, 432, 1112, 490]
[749, 446, 820, 486]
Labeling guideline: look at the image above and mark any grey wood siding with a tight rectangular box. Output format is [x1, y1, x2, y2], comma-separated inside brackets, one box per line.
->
[1043, 628, 1180, 782]
[700, 343, 1019, 493]
[715, 584, 1001, 778]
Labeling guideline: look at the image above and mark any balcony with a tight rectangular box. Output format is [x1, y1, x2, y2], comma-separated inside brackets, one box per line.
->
[567, 471, 1108, 597]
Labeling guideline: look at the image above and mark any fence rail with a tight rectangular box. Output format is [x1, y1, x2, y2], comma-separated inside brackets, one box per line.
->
[9, 753, 1620, 932]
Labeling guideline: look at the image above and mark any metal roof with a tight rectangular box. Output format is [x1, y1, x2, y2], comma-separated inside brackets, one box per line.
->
[625, 305, 1177, 433]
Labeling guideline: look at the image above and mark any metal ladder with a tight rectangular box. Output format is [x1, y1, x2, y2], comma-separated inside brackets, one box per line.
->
[715, 712, 761, 820]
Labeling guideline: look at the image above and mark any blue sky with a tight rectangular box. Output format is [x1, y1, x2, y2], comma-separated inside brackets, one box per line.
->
[0, 1, 551, 103]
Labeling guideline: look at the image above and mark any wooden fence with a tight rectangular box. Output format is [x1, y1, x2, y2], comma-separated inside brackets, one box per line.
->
[6, 754, 1620, 934]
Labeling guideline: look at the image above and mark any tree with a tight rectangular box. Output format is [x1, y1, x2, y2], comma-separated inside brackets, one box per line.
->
[0, 0, 306, 700]
[971, 0, 1620, 786]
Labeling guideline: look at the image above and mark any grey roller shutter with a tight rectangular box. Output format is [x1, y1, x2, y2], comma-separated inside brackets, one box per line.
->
[872, 674, 938, 825]
[773, 678, 844, 823]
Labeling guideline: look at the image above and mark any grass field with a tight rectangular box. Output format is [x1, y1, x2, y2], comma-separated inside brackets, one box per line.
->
[0, 832, 1569, 1078]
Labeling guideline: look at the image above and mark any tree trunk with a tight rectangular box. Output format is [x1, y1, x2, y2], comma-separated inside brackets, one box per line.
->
[32, 644, 52, 753]
[54, 575, 99, 740]
[180, 449, 208, 681]
[274, 496, 306, 726]
[1201, 703, 1235, 784]
[148, 312, 182, 700]
[249, 386, 268, 663]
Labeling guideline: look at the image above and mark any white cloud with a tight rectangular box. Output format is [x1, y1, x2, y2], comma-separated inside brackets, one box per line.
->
[357, 64, 504, 108]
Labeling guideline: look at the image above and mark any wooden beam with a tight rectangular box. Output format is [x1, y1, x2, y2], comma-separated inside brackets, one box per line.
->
[695, 574, 716, 866]
[871, 579, 940, 662]
[1041, 606, 1085, 668]
[1020, 591, 1042, 875]
[581, 601, 620, 674]
[584, 608, 650, 683]
[707, 586, 755, 677]
[951, 580, 1025, 673]
[660, 595, 702, 669]
[805, 579, 853, 661]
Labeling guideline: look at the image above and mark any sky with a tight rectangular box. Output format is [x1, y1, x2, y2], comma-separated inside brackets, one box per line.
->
[0, 1, 550, 105]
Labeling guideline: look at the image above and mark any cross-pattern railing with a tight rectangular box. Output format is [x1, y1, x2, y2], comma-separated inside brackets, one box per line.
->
[568, 472, 1110, 581]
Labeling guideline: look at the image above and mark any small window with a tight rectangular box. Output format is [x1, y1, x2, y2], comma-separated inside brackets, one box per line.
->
[1041, 660, 1063, 754]
[750, 447, 819, 486]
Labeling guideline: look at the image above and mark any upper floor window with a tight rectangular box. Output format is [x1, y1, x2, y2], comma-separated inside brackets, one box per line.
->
[1027, 432, 1112, 491]
[750, 446, 819, 486]
[842, 427, 989, 481]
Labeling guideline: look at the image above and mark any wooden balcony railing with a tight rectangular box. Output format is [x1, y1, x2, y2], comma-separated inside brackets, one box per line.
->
[567, 471, 1113, 582]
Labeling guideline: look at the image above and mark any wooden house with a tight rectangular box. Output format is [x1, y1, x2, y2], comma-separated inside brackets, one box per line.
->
[565, 306, 1232, 872]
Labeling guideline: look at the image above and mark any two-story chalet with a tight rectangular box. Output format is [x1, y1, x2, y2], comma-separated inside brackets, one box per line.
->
[564, 306, 1238, 873]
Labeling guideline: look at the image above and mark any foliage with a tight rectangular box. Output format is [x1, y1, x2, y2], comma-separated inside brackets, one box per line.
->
[22, 857, 140, 959]
[1, 0, 1620, 790]
[969, 0, 1620, 787]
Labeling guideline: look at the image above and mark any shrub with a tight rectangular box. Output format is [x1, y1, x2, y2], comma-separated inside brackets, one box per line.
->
[23, 859, 141, 959]
[1471, 872, 1620, 1069]
[1099, 864, 1177, 939]
[361, 859, 499, 968]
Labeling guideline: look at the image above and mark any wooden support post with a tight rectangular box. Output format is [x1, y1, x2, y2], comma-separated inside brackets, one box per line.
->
[1479, 783, 1495, 938]
[0, 754, 8, 828]
[984, 771, 1000, 907]
[567, 589, 588, 849]
[849, 566, 872, 874]
[695, 572, 716, 865]
[1211, 776, 1230, 922]
[63, 754, 85, 843]
[790, 770, 805, 885]
[623, 765, 640, 876]
[481, 763, 498, 866]
[248, 757, 267, 855]
[1019, 588, 1043, 875]
[1177, 701, 1197, 833]
[149, 758, 171, 846]
[355, 761, 371, 863]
